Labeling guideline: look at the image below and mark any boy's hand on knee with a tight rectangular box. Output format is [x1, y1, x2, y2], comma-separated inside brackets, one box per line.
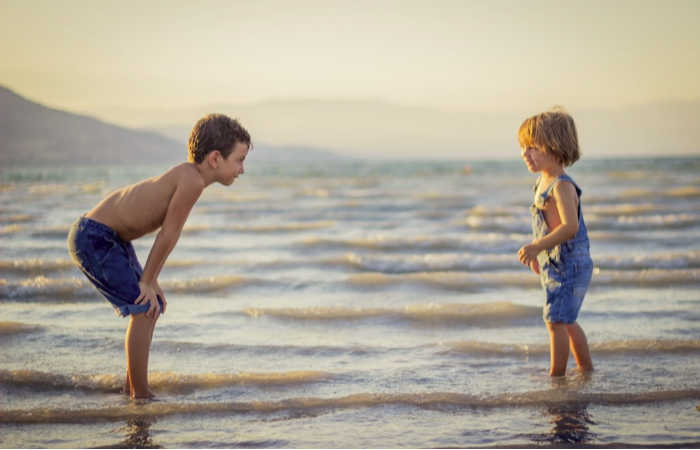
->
[136, 281, 161, 319]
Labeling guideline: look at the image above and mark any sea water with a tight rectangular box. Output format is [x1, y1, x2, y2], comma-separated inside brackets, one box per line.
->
[1, 156, 699, 448]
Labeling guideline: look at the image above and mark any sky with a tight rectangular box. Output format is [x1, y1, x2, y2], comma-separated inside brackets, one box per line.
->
[1, 0, 699, 157]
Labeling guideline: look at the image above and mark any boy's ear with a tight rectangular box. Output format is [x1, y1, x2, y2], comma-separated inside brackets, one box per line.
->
[207, 150, 221, 168]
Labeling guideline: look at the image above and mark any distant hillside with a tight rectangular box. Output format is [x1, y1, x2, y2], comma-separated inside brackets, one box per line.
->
[0, 86, 345, 166]
[0, 86, 182, 165]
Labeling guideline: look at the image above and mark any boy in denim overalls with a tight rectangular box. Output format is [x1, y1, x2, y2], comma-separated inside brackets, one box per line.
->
[68, 114, 251, 398]
[516, 108, 594, 377]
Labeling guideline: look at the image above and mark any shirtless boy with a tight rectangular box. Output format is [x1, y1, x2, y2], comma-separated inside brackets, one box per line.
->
[67, 113, 250, 399]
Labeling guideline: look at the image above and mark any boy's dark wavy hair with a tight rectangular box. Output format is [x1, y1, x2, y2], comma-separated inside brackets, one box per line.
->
[188, 113, 251, 163]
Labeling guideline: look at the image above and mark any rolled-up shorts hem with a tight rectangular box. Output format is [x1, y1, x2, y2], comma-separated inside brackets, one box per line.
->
[112, 298, 164, 317]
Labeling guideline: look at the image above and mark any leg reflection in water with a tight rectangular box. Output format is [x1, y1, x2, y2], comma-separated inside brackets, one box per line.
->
[533, 402, 597, 446]
[116, 417, 160, 449]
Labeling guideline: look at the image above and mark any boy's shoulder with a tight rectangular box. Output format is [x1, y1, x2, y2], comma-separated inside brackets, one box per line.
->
[551, 175, 580, 201]
[166, 163, 206, 189]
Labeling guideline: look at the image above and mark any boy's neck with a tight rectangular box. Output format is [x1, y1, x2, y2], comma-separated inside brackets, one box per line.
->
[190, 161, 218, 187]
[541, 165, 565, 183]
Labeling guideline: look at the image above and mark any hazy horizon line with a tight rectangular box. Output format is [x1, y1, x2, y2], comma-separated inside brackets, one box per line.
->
[5, 82, 700, 120]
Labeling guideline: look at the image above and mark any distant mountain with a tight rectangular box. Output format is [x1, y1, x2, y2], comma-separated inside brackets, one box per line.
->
[0, 86, 345, 166]
[0, 86, 184, 165]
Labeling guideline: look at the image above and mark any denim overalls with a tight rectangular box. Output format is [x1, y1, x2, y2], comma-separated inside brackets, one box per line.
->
[531, 174, 593, 324]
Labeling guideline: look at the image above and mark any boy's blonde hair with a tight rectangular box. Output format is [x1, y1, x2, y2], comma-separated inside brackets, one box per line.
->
[518, 107, 580, 167]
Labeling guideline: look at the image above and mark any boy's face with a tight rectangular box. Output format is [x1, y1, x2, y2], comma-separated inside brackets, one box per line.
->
[218, 142, 249, 185]
[521, 145, 558, 174]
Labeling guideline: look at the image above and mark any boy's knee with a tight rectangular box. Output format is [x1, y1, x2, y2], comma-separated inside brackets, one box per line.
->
[546, 321, 567, 332]
[130, 312, 155, 326]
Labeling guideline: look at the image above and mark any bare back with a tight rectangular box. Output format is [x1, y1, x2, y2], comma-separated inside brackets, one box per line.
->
[86, 163, 202, 241]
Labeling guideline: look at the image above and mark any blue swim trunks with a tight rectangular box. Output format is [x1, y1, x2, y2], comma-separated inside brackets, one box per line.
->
[67, 216, 162, 317]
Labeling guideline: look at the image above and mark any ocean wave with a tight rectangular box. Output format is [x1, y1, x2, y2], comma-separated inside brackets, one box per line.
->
[0, 369, 331, 395]
[447, 339, 700, 356]
[587, 213, 700, 230]
[163, 275, 256, 293]
[346, 269, 699, 290]
[347, 271, 537, 291]
[468, 205, 514, 217]
[7, 249, 685, 279]
[0, 258, 201, 275]
[227, 222, 336, 233]
[299, 235, 521, 253]
[587, 186, 700, 204]
[244, 302, 540, 325]
[0, 275, 258, 300]
[155, 340, 385, 358]
[0, 258, 75, 274]
[463, 216, 530, 233]
[0, 321, 42, 336]
[0, 276, 94, 300]
[182, 221, 336, 236]
[340, 251, 700, 273]
[586, 203, 670, 217]
[30, 226, 70, 239]
[258, 251, 700, 274]
[463, 213, 700, 234]
[3, 389, 699, 424]
[335, 252, 520, 273]
[666, 186, 700, 198]
[0, 213, 34, 224]
[0, 224, 25, 235]
[593, 269, 699, 286]
[595, 251, 700, 270]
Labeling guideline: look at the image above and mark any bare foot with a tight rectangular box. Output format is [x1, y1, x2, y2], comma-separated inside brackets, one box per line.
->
[130, 390, 155, 400]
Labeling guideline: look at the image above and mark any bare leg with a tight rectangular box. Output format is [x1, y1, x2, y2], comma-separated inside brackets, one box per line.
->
[144, 314, 158, 397]
[125, 313, 155, 399]
[566, 322, 594, 373]
[123, 371, 130, 395]
[546, 322, 570, 377]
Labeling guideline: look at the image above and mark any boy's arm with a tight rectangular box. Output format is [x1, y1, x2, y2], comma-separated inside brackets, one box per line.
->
[518, 181, 579, 265]
[135, 174, 204, 318]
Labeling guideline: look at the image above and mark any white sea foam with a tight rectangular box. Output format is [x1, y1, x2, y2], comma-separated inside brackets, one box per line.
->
[0, 321, 42, 336]
[346, 269, 700, 290]
[0, 369, 331, 394]
[244, 302, 540, 325]
[0, 274, 259, 300]
[0, 213, 34, 224]
[3, 389, 699, 424]
[300, 235, 522, 253]
[0, 258, 75, 273]
[447, 339, 700, 356]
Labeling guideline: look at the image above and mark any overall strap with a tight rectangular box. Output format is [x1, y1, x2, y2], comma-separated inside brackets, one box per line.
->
[540, 174, 581, 199]
[555, 173, 582, 198]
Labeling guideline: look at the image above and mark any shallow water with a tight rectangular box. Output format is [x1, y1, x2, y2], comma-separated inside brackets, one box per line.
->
[1, 157, 700, 448]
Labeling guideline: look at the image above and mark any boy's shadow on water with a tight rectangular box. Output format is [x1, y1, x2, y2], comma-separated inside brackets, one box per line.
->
[95, 417, 161, 449]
